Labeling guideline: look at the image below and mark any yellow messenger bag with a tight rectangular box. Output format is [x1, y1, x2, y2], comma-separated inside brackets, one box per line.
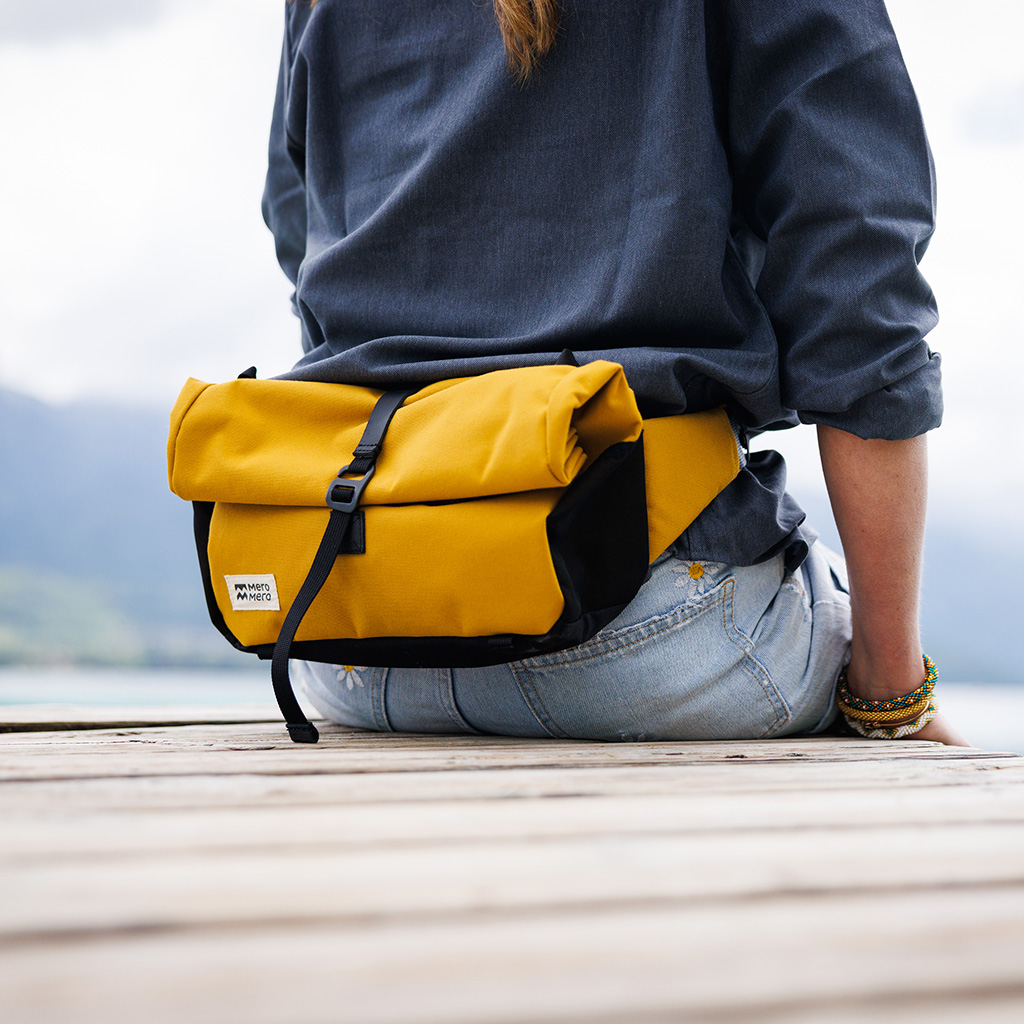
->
[167, 360, 740, 742]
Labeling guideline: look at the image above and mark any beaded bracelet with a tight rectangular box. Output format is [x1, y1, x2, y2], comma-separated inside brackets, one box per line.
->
[835, 654, 939, 740]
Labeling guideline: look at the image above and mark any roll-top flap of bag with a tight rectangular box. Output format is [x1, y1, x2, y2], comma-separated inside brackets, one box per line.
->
[167, 361, 642, 506]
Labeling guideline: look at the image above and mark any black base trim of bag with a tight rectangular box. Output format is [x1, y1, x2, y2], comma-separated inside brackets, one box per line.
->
[246, 613, 631, 667]
[192, 437, 650, 669]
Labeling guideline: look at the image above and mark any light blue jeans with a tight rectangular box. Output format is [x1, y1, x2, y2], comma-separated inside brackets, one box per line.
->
[296, 541, 851, 741]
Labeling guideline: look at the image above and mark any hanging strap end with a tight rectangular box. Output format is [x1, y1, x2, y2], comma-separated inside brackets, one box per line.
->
[286, 721, 320, 744]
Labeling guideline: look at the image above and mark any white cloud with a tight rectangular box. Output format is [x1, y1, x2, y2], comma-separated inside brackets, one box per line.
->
[0, 0, 296, 406]
[0, 0, 170, 44]
[963, 81, 1024, 144]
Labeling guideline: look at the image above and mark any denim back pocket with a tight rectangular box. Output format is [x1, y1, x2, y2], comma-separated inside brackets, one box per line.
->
[509, 555, 793, 741]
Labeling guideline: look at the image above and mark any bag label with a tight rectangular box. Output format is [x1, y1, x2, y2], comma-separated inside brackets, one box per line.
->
[225, 574, 280, 611]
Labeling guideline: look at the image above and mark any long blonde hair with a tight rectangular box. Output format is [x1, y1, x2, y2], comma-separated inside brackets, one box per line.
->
[296, 1, 559, 81]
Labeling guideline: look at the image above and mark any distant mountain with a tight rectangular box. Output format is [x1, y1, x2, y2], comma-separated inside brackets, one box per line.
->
[794, 490, 1021, 685]
[0, 386, 234, 666]
[0, 386, 1019, 681]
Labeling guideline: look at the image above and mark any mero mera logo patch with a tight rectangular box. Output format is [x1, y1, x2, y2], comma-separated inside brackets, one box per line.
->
[224, 574, 280, 611]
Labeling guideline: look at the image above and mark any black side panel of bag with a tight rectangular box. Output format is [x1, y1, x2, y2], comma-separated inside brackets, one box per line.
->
[545, 437, 650, 627]
[193, 501, 250, 655]
[192, 437, 650, 668]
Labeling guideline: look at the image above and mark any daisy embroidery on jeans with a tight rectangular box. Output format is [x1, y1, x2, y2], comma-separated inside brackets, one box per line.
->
[336, 665, 366, 691]
[672, 560, 714, 602]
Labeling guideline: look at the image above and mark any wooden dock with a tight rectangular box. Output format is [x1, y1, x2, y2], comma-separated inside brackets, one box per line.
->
[2, 707, 1024, 1023]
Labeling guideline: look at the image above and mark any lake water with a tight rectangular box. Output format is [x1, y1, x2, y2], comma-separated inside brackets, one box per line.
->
[1, 666, 1023, 754]
[0, 666, 270, 708]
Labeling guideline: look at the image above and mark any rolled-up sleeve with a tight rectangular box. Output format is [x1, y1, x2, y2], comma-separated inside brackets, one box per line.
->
[719, 0, 942, 439]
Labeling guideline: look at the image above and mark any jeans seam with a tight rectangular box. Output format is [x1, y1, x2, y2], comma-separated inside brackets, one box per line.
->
[719, 578, 791, 736]
[782, 573, 806, 599]
[522, 585, 726, 670]
[436, 668, 484, 735]
[510, 664, 571, 739]
[370, 667, 393, 732]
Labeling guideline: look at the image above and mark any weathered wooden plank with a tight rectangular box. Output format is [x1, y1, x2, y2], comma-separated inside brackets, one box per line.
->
[2, 888, 1022, 1024]
[0, 704, 281, 732]
[4, 821, 1024, 936]
[4, 784, 1024, 859]
[0, 724, 1003, 758]
[2, 748, 1017, 784]
[2, 727, 1016, 784]
[1, 756, 1021, 815]
[749, 998, 1024, 1024]
[2, 716, 1022, 1023]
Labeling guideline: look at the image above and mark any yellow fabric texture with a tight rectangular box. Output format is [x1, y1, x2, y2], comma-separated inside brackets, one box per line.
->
[168, 362, 641, 506]
[641, 412, 739, 561]
[168, 362, 739, 644]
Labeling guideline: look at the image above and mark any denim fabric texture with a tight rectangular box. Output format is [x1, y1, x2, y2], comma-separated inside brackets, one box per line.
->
[263, 0, 942, 569]
[297, 542, 850, 741]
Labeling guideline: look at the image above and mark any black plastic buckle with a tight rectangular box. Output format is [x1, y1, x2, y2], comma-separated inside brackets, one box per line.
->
[326, 463, 375, 512]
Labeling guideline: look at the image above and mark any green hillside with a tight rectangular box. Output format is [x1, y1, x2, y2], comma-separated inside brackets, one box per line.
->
[0, 387, 244, 668]
[0, 566, 142, 665]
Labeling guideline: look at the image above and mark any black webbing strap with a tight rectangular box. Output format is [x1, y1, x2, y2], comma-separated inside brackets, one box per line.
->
[271, 389, 414, 743]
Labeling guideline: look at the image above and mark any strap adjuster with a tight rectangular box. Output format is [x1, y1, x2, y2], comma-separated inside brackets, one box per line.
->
[273, 389, 414, 745]
[326, 464, 375, 512]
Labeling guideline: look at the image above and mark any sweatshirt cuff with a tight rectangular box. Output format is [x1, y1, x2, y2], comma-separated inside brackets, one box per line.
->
[797, 352, 943, 440]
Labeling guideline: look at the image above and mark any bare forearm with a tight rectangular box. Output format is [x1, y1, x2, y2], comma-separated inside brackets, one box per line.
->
[816, 425, 928, 700]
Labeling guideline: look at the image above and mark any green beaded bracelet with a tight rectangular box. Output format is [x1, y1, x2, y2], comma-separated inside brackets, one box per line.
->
[836, 654, 939, 740]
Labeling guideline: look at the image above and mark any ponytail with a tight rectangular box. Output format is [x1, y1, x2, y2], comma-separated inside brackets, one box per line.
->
[492, 0, 559, 81]
[294, 1, 559, 81]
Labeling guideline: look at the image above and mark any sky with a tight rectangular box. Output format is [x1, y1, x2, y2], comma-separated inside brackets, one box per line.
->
[1, 0, 1023, 535]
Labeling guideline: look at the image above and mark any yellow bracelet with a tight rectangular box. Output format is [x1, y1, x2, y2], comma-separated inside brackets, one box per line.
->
[836, 654, 938, 740]
[838, 697, 933, 724]
[842, 702, 938, 740]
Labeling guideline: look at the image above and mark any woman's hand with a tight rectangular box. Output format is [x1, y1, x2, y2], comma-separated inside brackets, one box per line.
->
[906, 712, 971, 747]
